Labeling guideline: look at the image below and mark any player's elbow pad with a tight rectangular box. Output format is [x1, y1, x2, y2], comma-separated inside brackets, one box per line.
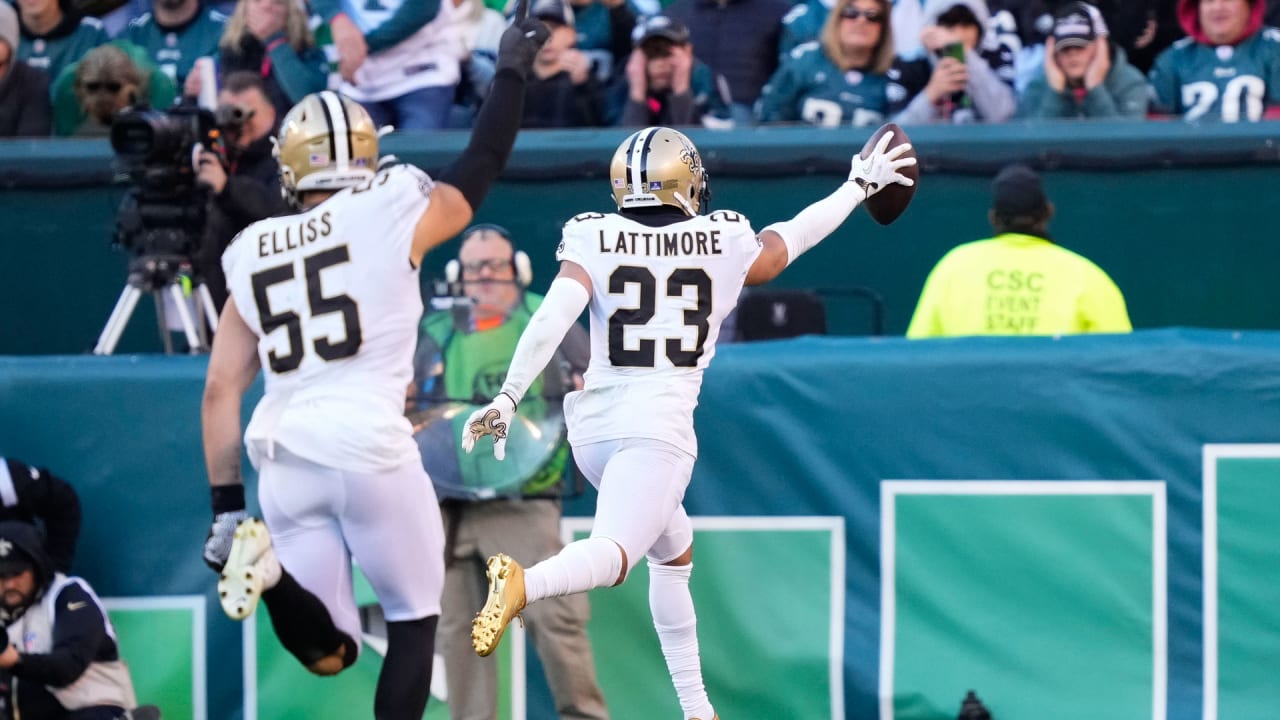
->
[438, 69, 526, 211]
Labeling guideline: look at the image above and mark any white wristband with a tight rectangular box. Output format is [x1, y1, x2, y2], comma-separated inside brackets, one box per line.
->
[761, 181, 865, 267]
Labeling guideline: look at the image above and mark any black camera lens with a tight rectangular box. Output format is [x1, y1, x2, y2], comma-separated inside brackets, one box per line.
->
[110, 110, 159, 159]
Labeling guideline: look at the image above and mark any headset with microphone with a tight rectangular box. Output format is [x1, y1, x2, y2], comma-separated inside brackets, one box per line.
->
[444, 223, 533, 288]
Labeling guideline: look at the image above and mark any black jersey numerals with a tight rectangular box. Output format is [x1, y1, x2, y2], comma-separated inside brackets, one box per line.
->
[250, 246, 363, 373]
[607, 265, 712, 368]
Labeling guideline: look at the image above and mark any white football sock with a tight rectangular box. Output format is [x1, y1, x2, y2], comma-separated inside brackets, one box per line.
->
[649, 561, 714, 720]
[524, 536, 624, 604]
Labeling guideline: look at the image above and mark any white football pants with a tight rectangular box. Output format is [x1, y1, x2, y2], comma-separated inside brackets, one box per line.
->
[257, 447, 445, 653]
[572, 438, 696, 569]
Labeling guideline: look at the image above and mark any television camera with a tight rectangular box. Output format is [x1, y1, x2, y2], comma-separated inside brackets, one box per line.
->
[94, 102, 249, 355]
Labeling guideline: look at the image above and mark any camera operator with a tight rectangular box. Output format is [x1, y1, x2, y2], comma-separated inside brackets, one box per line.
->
[0, 521, 138, 720]
[194, 70, 286, 312]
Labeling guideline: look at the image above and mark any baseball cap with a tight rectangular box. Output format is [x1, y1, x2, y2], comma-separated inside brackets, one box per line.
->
[991, 164, 1048, 219]
[632, 15, 691, 47]
[0, 540, 34, 579]
[1052, 2, 1101, 50]
[531, 0, 574, 27]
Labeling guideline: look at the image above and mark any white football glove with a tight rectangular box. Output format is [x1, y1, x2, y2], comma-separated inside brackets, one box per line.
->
[848, 131, 917, 200]
[203, 509, 247, 571]
[460, 392, 517, 461]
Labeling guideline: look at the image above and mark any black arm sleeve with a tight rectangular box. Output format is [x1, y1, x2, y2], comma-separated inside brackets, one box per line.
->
[11, 584, 109, 687]
[9, 462, 81, 573]
[438, 68, 527, 212]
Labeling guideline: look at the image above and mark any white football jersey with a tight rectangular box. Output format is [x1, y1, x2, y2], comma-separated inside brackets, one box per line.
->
[222, 164, 433, 473]
[340, 0, 463, 103]
[555, 210, 763, 456]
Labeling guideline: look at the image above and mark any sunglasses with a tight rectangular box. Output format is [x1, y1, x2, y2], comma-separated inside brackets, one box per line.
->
[461, 258, 514, 274]
[83, 81, 124, 93]
[840, 7, 884, 22]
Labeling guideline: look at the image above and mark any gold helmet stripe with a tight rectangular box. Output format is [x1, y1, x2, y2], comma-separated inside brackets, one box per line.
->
[318, 91, 352, 173]
[627, 126, 658, 199]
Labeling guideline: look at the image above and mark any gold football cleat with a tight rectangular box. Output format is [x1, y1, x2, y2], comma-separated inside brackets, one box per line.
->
[471, 553, 527, 656]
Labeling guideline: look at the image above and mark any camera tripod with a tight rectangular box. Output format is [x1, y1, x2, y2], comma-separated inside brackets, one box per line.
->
[94, 254, 219, 355]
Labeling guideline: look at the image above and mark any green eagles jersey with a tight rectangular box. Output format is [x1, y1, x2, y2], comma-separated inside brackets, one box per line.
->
[757, 41, 890, 126]
[1149, 27, 1280, 122]
[120, 8, 228, 84]
[51, 39, 177, 136]
[18, 16, 110, 84]
[779, 0, 827, 60]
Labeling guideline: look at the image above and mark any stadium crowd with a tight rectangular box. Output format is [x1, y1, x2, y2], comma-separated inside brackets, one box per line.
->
[2, 0, 1280, 138]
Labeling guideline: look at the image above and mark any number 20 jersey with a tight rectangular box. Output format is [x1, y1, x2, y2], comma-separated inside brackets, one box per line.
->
[222, 164, 432, 473]
[1148, 28, 1280, 122]
[555, 210, 763, 457]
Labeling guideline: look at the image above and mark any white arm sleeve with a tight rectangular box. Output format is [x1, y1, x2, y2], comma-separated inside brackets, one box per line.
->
[499, 277, 591, 405]
[761, 181, 865, 267]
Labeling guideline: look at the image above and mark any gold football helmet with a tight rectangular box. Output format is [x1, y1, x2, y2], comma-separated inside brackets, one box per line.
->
[276, 91, 378, 202]
[610, 126, 709, 216]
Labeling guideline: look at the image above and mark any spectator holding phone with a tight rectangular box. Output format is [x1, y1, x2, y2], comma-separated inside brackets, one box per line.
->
[889, 0, 1015, 124]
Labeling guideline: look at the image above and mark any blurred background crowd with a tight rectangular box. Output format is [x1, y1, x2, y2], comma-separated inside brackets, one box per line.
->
[1, 0, 1277, 139]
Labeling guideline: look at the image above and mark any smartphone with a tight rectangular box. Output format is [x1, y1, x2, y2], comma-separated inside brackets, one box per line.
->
[939, 42, 965, 62]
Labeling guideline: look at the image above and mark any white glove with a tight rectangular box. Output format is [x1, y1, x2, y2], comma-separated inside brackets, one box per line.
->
[848, 131, 917, 200]
[460, 392, 517, 461]
[203, 510, 247, 571]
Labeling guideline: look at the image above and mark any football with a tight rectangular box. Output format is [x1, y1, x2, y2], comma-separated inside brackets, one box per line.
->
[859, 122, 918, 226]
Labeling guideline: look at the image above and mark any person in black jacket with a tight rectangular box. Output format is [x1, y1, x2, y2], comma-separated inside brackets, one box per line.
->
[0, 521, 138, 720]
[0, 459, 80, 574]
[662, 0, 791, 123]
[0, 2, 53, 137]
[195, 70, 288, 312]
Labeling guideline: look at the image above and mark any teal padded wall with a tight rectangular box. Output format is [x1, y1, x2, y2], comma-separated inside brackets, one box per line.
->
[4, 122, 1280, 353]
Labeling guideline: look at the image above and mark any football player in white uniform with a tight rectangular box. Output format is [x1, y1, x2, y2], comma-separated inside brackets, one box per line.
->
[462, 125, 916, 719]
[198, 12, 550, 720]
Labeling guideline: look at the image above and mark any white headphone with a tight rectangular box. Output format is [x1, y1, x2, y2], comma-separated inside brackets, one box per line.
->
[445, 224, 533, 287]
